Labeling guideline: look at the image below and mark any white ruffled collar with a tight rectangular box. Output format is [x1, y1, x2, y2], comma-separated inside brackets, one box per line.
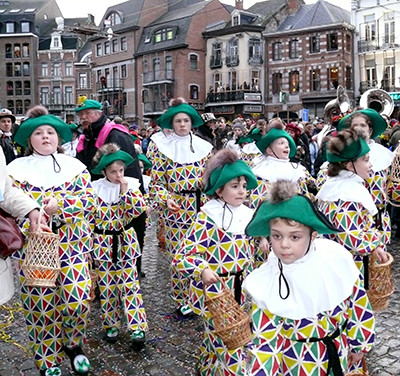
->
[7, 152, 87, 190]
[242, 142, 261, 155]
[368, 140, 394, 172]
[201, 199, 254, 235]
[243, 238, 359, 320]
[317, 170, 377, 215]
[92, 177, 141, 204]
[251, 155, 306, 182]
[0, 130, 12, 137]
[151, 131, 213, 164]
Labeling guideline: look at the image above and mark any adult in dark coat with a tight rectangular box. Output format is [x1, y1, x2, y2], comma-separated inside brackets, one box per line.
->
[0, 108, 18, 164]
[75, 99, 146, 275]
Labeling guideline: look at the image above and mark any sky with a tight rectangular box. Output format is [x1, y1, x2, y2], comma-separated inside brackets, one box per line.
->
[56, 0, 351, 25]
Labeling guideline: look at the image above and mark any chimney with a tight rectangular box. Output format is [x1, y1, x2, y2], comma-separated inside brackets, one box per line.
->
[235, 0, 243, 10]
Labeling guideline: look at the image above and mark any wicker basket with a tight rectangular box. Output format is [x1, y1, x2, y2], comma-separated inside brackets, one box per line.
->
[204, 280, 252, 350]
[345, 357, 369, 376]
[22, 213, 60, 288]
[367, 252, 394, 312]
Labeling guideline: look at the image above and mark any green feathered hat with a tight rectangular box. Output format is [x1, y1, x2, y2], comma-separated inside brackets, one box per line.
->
[246, 194, 338, 237]
[92, 150, 135, 175]
[137, 154, 152, 171]
[156, 103, 204, 129]
[337, 108, 387, 139]
[74, 99, 102, 113]
[204, 159, 257, 195]
[14, 115, 72, 148]
[326, 137, 370, 163]
[256, 128, 296, 158]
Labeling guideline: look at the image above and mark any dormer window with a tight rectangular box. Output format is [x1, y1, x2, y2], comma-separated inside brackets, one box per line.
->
[50, 34, 62, 50]
[233, 15, 239, 26]
[154, 27, 175, 43]
[107, 11, 122, 26]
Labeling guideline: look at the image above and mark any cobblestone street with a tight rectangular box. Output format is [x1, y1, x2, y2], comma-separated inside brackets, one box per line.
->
[1, 220, 399, 376]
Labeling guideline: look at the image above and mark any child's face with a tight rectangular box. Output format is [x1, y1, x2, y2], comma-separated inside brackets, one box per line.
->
[216, 176, 247, 207]
[30, 125, 59, 155]
[346, 152, 372, 181]
[270, 220, 317, 264]
[350, 115, 372, 140]
[103, 161, 125, 184]
[172, 112, 192, 137]
[266, 137, 290, 160]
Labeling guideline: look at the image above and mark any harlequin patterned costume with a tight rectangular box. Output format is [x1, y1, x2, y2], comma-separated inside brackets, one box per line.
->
[240, 142, 261, 166]
[148, 131, 213, 307]
[244, 239, 375, 376]
[92, 177, 148, 335]
[173, 199, 255, 376]
[317, 171, 381, 284]
[7, 153, 95, 372]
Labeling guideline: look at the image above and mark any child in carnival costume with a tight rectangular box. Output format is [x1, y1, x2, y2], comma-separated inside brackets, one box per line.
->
[249, 128, 311, 210]
[173, 148, 258, 375]
[244, 180, 376, 376]
[91, 143, 148, 347]
[336, 109, 394, 247]
[147, 97, 213, 316]
[8, 105, 95, 376]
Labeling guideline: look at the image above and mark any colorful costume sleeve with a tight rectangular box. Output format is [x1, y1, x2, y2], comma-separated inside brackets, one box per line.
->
[121, 189, 146, 223]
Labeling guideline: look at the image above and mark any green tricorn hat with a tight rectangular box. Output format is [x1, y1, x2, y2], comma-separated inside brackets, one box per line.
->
[14, 115, 72, 148]
[203, 159, 257, 195]
[256, 128, 296, 158]
[246, 194, 338, 237]
[337, 108, 387, 139]
[248, 128, 262, 141]
[137, 153, 152, 171]
[74, 99, 102, 113]
[236, 135, 253, 145]
[326, 137, 370, 163]
[92, 150, 135, 175]
[156, 103, 204, 129]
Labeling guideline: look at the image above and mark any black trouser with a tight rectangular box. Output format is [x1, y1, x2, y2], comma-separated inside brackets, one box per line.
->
[132, 212, 147, 274]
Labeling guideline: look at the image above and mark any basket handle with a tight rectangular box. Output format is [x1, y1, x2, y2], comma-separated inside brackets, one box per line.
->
[203, 275, 227, 302]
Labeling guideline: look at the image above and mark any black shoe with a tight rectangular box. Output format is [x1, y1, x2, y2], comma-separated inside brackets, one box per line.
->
[103, 327, 119, 344]
[64, 346, 90, 375]
[40, 367, 62, 376]
[131, 329, 146, 350]
[139, 271, 146, 278]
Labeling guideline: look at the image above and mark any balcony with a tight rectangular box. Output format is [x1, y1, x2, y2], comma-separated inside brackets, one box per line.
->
[142, 70, 174, 85]
[143, 100, 170, 115]
[248, 55, 263, 65]
[206, 89, 262, 104]
[225, 55, 239, 67]
[358, 36, 400, 53]
[96, 78, 124, 92]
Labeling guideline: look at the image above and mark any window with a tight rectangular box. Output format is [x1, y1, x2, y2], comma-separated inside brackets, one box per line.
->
[7, 101, 14, 114]
[53, 36, 60, 48]
[273, 42, 282, 60]
[53, 62, 61, 77]
[15, 100, 23, 115]
[6, 81, 13, 95]
[289, 71, 300, 93]
[15, 81, 22, 95]
[383, 57, 395, 88]
[384, 13, 395, 44]
[226, 38, 239, 67]
[104, 41, 110, 54]
[345, 66, 352, 90]
[14, 44, 21, 57]
[364, 14, 376, 41]
[15, 63, 21, 76]
[120, 37, 127, 51]
[190, 85, 199, 100]
[228, 70, 238, 90]
[96, 43, 102, 56]
[310, 36, 320, 53]
[41, 87, 49, 105]
[24, 81, 30, 95]
[5, 44, 12, 58]
[189, 54, 198, 70]
[65, 86, 73, 105]
[23, 62, 30, 76]
[210, 41, 222, 68]
[112, 39, 118, 53]
[365, 58, 376, 87]
[24, 99, 31, 111]
[22, 43, 29, 57]
[79, 73, 87, 89]
[154, 28, 174, 43]
[232, 15, 239, 26]
[328, 67, 339, 89]
[21, 21, 30, 32]
[6, 63, 13, 77]
[121, 64, 127, 78]
[213, 72, 222, 91]
[249, 38, 262, 64]
[107, 12, 122, 26]
[6, 22, 15, 33]
[272, 73, 282, 94]
[65, 62, 72, 76]
[327, 33, 338, 50]
[53, 87, 61, 105]
[250, 70, 259, 91]
[165, 56, 173, 80]
[289, 39, 299, 59]
[310, 69, 321, 91]
[41, 63, 48, 76]
[346, 34, 351, 52]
